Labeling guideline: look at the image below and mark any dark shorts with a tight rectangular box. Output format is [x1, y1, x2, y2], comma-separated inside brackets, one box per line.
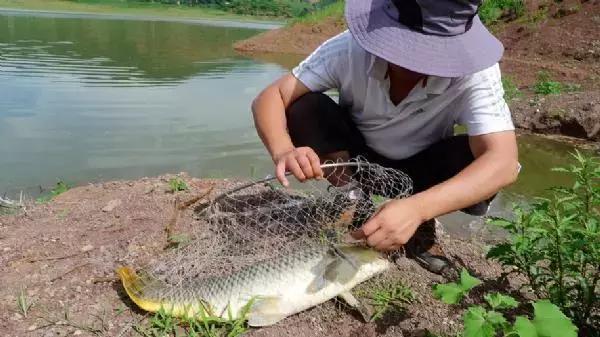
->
[286, 92, 492, 216]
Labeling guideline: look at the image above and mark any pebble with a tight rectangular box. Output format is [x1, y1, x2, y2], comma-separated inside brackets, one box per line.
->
[73, 330, 82, 336]
[102, 199, 122, 212]
[3, 247, 11, 252]
[27, 325, 37, 331]
[81, 244, 94, 252]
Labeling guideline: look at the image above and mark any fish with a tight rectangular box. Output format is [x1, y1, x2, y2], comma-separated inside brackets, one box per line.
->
[117, 244, 392, 326]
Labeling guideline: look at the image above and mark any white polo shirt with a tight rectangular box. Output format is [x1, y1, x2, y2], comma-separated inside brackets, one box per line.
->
[291, 31, 515, 160]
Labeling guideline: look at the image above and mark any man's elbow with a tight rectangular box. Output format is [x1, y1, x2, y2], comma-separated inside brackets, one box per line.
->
[500, 158, 520, 187]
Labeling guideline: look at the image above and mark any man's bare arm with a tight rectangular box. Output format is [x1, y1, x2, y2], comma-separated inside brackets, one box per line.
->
[412, 130, 519, 220]
[251, 74, 323, 186]
[355, 130, 519, 251]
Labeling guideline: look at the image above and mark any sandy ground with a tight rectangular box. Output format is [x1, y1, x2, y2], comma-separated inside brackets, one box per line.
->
[0, 174, 528, 337]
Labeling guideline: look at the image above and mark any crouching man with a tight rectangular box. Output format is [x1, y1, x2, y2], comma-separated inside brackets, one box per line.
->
[251, 0, 519, 275]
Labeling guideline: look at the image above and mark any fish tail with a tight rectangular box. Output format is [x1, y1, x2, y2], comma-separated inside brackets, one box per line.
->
[116, 266, 165, 313]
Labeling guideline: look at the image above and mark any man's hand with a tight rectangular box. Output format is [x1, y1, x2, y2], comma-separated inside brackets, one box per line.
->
[351, 197, 426, 251]
[274, 147, 324, 187]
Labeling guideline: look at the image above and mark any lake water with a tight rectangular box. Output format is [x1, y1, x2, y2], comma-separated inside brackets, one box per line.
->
[0, 10, 583, 216]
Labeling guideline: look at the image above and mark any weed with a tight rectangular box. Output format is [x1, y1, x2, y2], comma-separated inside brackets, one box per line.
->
[534, 71, 563, 95]
[501, 76, 521, 102]
[433, 271, 578, 337]
[289, 0, 343, 25]
[369, 283, 415, 321]
[36, 180, 69, 203]
[486, 151, 599, 330]
[432, 268, 481, 304]
[134, 299, 254, 337]
[355, 279, 415, 321]
[16, 288, 33, 317]
[166, 233, 192, 249]
[479, 0, 525, 24]
[563, 83, 582, 93]
[168, 177, 188, 193]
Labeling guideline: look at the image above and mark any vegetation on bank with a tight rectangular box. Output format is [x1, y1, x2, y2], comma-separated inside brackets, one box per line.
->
[0, 0, 278, 21]
[0, 0, 340, 19]
[486, 151, 599, 333]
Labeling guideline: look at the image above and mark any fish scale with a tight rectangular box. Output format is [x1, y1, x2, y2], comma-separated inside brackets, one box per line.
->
[117, 244, 392, 326]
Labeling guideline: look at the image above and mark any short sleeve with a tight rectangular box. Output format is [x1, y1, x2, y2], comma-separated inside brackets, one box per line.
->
[455, 64, 515, 136]
[291, 31, 350, 92]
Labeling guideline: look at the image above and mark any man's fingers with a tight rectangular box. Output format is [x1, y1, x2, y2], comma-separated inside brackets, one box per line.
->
[351, 228, 366, 240]
[365, 228, 387, 248]
[287, 159, 306, 182]
[307, 151, 323, 178]
[276, 161, 289, 187]
[361, 216, 382, 237]
[296, 155, 314, 179]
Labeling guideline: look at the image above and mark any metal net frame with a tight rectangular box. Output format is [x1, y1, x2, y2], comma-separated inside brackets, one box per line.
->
[145, 157, 413, 292]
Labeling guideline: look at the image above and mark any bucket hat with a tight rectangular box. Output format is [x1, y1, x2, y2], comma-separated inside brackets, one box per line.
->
[345, 0, 504, 77]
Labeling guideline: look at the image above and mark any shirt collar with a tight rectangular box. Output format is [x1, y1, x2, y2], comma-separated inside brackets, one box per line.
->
[367, 53, 453, 96]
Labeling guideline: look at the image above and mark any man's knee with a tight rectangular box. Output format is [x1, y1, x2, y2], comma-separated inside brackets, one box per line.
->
[286, 92, 337, 125]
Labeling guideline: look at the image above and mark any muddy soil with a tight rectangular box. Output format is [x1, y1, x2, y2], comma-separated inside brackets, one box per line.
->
[0, 174, 525, 337]
[234, 0, 600, 142]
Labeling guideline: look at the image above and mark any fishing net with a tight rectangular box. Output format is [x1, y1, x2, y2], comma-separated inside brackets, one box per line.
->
[146, 157, 413, 289]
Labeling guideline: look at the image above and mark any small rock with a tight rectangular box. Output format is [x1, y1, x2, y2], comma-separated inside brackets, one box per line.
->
[81, 244, 94, 252]
[3, 247, 11, 252]
[73, 330, 82, 336]
[27, 325, 37, 331]
[102, 199, 122, 212]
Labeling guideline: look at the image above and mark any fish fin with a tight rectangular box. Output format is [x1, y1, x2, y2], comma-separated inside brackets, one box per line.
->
[338, 291, 373, 323]
[247, 296, 285, 327]
[307, 254, 358, 294]
[116, 266, 165, 313]
[306, 274, 327, 293]
[325, 250, 362, 286]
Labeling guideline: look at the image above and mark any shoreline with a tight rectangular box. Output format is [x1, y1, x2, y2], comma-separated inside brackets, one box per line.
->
[0, 3, 283, 29]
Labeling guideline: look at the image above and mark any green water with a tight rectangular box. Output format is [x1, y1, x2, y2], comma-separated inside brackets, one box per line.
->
[0, 10, 588, 211]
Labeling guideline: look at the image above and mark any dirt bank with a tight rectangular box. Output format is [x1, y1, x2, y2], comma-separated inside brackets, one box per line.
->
[0, 174, 525, 337]
[235, 0, 600, 142]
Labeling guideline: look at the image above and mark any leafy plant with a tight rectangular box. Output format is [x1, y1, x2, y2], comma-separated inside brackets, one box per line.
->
[486, 151, 599, 330]
[168, 177, 188, 193]
[433, 271, 578, 337]
[484, 293, 519, 311]
[479, 0, 525, 24]
[433, 268, 482, 304]
[36, 180, 69, 203]
[533, 71, 563, 95]
[462, 300, 577, 337]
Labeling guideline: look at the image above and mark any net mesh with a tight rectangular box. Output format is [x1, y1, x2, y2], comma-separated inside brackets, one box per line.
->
[146, 157, 413, 291]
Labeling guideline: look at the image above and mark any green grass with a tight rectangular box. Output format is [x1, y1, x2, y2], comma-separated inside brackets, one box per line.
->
[533, 71, 582, 95]
[534, 71, 561, 95]
[479, 0, 525, 24]
[289, 0, 343, 25]
[168, 177, 188, 193]
[134, 300, 253, 337]
[355, 280, 415, 321]
[36, 180, 70, 203]
[501, 76, 521, 102]
[16, 289, 33, 318]
[0, 0, 278, 22]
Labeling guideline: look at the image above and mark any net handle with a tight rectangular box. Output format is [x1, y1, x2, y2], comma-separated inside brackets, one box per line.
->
[204, 161, 367, 210]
